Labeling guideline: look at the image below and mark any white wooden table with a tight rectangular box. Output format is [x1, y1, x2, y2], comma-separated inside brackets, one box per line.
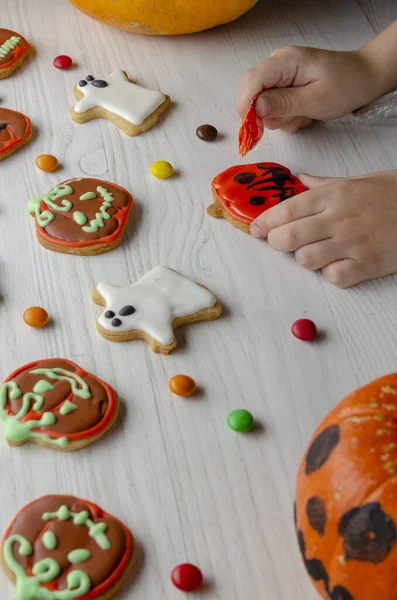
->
[1, 1, 397, 598]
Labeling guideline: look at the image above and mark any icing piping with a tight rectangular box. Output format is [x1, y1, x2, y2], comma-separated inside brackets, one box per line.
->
[96, 265, 218, 345]
[28, 185, 74, 228]
[79, 192, 97, 200]
[74, 70, 166, 126]
[0, 36, 21, 58]
[42, 531, 58, 550]
[33, 380, 55, 394]
[67, 549, 92, 564]
[3, 534, 90, 600]
[0, 108, 31, 156]
[60, 400, 78, 416]
[0, 368, 91, 447]
[82, 186, 115, 233]
[42, 505, 111, 550]
[73, 211, 88, 226]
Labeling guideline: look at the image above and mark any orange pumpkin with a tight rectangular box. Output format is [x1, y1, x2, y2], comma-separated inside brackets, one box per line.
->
[295, 373, 397, 600]
[68, 0, 258, 35]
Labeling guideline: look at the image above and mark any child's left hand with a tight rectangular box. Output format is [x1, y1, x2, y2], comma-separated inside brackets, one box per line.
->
[250, 170, 397, 288]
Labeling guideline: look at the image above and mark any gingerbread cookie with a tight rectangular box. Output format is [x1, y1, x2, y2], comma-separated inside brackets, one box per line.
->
[0, 29, 30, 79]
[28, 178, 133, 256]
[0, 107, 32, 161]
[208, 162, 308, 233]
[71, 71, 171, 136]
[1, 494, 134, 600]
[0, 358, 118, 451]
[92, 265, 222, 354]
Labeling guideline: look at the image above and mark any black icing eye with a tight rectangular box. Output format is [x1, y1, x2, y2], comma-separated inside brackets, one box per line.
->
[92, 80, 108, 88]
[233, 172, 256, 184]
[79, 80, 87, 87]
[249, 196, 265, 206]
[112, 318, 122, 327]
[104, 310, 115, 319]
[119, 305, 136, 316]
[0, 122, 9, 131]
[86, 75, 94, 81]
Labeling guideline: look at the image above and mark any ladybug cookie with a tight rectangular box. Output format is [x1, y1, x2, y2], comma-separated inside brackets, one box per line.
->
[0, 107, 32, 162]
[1, 494, 135, 600]
[0, 28, 31, 79]
[208, 162, 307, 233]
[28, 177, 133, 256]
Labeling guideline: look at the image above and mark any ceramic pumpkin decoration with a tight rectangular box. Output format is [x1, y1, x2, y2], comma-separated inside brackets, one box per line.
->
[68, 0, 258, 35]
[295, 373, 397, 600]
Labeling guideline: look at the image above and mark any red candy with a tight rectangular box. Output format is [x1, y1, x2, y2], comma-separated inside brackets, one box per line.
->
[291, 319, 317, 342]
[53, 55, 72, 70]
[171, 563, 203, 592]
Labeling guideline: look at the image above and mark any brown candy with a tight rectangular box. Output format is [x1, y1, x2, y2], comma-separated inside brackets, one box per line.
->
[196, 124, 218, 142]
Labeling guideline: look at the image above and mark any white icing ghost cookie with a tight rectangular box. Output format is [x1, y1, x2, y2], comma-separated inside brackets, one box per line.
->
[71, 71, 171, 136]
[92, 266, 222, 354]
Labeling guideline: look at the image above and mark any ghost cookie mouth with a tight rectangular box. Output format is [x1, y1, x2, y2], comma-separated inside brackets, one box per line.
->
[92, 265, 222, 354]
[28, 177, 133, 256]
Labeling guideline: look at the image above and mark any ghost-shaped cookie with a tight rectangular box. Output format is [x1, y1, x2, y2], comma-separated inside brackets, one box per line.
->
[92, 266, 222, 354]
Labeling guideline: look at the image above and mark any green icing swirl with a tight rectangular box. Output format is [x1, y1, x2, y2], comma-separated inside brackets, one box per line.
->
[3, 534, 91, 599]
[0, 36, 21, 58]
[42, 506, 111, 550]
[82, 186, 115, 233]
[28, 184, 74, 228]
[0, 368, 91, 448]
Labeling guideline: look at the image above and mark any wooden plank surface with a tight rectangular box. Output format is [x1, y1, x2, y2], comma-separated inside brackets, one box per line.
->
[1, 0, 397, 598]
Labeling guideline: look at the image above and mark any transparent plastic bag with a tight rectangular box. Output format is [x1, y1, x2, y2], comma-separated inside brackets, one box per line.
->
[331, 90, 397, 126]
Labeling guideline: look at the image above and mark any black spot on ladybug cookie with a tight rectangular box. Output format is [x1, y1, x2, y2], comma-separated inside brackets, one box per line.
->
[307, 497, 327, 536]
[339, 502, 397, 563]
[233, 172, 256, 184]
[306, 425, 340, 475]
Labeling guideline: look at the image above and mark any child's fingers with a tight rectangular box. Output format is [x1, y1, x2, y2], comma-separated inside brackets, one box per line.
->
[299, 173, 343, 188]
[322, 259, 367, 288]
[262, 116, 312, 132]
[267, 214, 330, 252]
[250, 190, 324, 239]
[295, 239, 345, 271]
[236, 52, 298, 117]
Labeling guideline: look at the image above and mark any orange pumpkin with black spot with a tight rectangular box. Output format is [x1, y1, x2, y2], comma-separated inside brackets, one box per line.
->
[295, 373, 397, 600]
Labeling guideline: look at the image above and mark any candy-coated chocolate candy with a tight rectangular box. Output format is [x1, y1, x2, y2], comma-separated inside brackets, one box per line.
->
[196, 124, 218, 141]
[151, 161, 174, 179]
[291, 319, 317, 342]
[169, 375, 196, 397]
[53, 55, 72, 70]
[227, 409, 254, 433]
[23, 306, 49, 328]
[171, 563, 203, 592]
[35, 154, 58, 172]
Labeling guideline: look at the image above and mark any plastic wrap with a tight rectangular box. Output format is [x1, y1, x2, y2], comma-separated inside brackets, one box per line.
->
[332, 90, 397, 125]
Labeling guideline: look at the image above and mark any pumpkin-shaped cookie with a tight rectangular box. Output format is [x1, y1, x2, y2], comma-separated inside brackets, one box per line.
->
[0, 28, 31, 79]
[1, 495, 134, 600]
[295, 373, 397, 599]
[0, 107, 32, 161]
[0, 358, 118, 451]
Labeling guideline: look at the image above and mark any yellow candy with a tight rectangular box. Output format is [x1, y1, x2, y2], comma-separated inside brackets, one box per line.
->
[151, 161, 174, 179]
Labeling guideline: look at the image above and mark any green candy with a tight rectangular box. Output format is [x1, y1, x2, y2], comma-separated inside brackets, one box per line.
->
[227, 409, 254, 433]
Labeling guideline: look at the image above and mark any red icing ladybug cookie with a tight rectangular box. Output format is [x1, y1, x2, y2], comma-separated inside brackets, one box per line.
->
[208, 162, 308, 233]
[0, 107, 32, 161]
[1, 495, 135, 600]
[28, 177, 133, 256]
[0, 29, 31, 79]
[0, 358, 119, 451]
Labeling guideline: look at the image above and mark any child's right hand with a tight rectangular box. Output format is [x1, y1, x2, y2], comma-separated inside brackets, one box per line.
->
[236, 46, 381, 132]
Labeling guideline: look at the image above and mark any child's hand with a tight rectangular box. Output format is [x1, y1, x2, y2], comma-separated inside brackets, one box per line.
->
[236, 46, 380, 132]
[250, 170, 397, 288]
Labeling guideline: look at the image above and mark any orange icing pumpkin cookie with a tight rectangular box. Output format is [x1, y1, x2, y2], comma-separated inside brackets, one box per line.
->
[0, 358, 119, 451]
[208, 162, 308, 233]
[0, 28, 31, 79]
[28, 177, 133, 256]
[1, 494, 135, 600]
[0, 107, 32, 161]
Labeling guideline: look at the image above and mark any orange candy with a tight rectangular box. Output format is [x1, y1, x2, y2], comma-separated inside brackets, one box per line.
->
[23, 306, 49, 328]
[35, 154, 58, 172]
[169, 375, 196, 397]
